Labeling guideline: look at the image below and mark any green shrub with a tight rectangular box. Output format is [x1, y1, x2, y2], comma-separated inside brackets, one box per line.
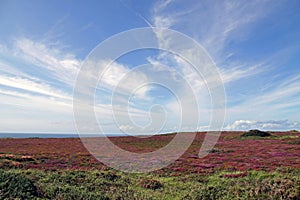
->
[0, 170, 37, 199]
[140, 179, 163, 190]
[241, 129, 271, 137]
[39, 184, 109, 200]
[32, 170, 129, 200]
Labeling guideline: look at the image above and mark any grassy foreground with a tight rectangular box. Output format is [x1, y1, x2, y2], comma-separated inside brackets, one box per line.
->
[0, 168, 299, 200]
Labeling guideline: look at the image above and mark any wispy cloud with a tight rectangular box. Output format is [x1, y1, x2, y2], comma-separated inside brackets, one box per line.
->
[224, 73, 300, 125]
[97, 60, 151, 99]
[14, 38, 80, 86]
[149, 1, 275, 90]
[0, 90, 73, 132]
[1, 35, 166, 133]
[0, 1, 299, 133]
[150, 0, 299, 130]
[234, 74, 300, 109]
[253, 76, 300, 107]
[0, 36, 81, 132]
[0, 74, 71, 100]
[219, 63, 268, 84]
[153, 0, 278, 58]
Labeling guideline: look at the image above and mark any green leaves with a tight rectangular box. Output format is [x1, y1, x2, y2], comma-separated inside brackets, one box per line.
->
[0, 170, 37, 199]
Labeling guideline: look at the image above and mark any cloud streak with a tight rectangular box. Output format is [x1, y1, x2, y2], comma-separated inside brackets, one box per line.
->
[14, 38, 80, 86]
[0, 74, 71, 100]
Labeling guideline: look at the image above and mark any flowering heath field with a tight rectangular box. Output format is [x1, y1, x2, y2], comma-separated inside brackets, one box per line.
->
[0, 131, 299, 199]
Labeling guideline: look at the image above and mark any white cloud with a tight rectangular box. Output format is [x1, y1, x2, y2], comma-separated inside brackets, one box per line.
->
[152, 0, 174, 14]
[0, 74, 71, 100]
[254, 75, 300, 107]
[0, 38, 81, 132]
[0, 60, 36, 79]
[0, 36, 160, 133]
[151, 0, 273, 74]
[99, 60, 151, 99]
[153, 16, 174, 28]
[227, 74, 300, 116]
[149, 0, 271, 93]
[0, 89, 72, 112]
[225, 119, 300, 131]
[219, 63, 267, 84]
[0, 88, 74, 133]
[119, 124, 134, 131]
[14, 38, 80, 86]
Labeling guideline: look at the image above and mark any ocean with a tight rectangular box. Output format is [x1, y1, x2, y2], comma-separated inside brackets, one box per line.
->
[0, 133, 125, 138]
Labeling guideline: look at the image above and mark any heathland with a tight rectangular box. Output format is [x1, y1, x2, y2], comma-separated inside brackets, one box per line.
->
[0, 131, 299, 199]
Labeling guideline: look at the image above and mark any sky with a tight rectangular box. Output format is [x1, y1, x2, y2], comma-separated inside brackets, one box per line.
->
[0, 0, 300, 134]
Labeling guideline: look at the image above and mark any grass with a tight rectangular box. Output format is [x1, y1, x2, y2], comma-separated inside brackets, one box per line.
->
[0, 168, 299, 200]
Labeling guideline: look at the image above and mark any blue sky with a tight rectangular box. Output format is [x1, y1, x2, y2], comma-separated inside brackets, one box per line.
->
[0, 0, 300, 133]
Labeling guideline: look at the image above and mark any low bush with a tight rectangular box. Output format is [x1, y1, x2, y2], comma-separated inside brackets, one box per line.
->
[140, 179, 163, 190]
[0, 170, 37, 199]
[241, 129, 271, 137]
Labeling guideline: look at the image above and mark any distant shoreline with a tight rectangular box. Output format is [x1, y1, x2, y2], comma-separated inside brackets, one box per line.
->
[0, 132, 177, 138]
[0, 133, 124, 138]
[0, 132, 205, 138]
[0, 130, 296, 139]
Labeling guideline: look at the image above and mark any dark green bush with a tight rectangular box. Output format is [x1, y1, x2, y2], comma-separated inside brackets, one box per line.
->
[241, 129, 271, 137]
[140, 179, 163, 190]
[0, 170, 37, 199]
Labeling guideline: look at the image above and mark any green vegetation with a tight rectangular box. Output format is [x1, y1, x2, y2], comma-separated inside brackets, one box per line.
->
[1, 132, 299, 199]
[0, 168, 299, 200]
[0, 170, 37, 199]
[241, 129, 272, 137]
